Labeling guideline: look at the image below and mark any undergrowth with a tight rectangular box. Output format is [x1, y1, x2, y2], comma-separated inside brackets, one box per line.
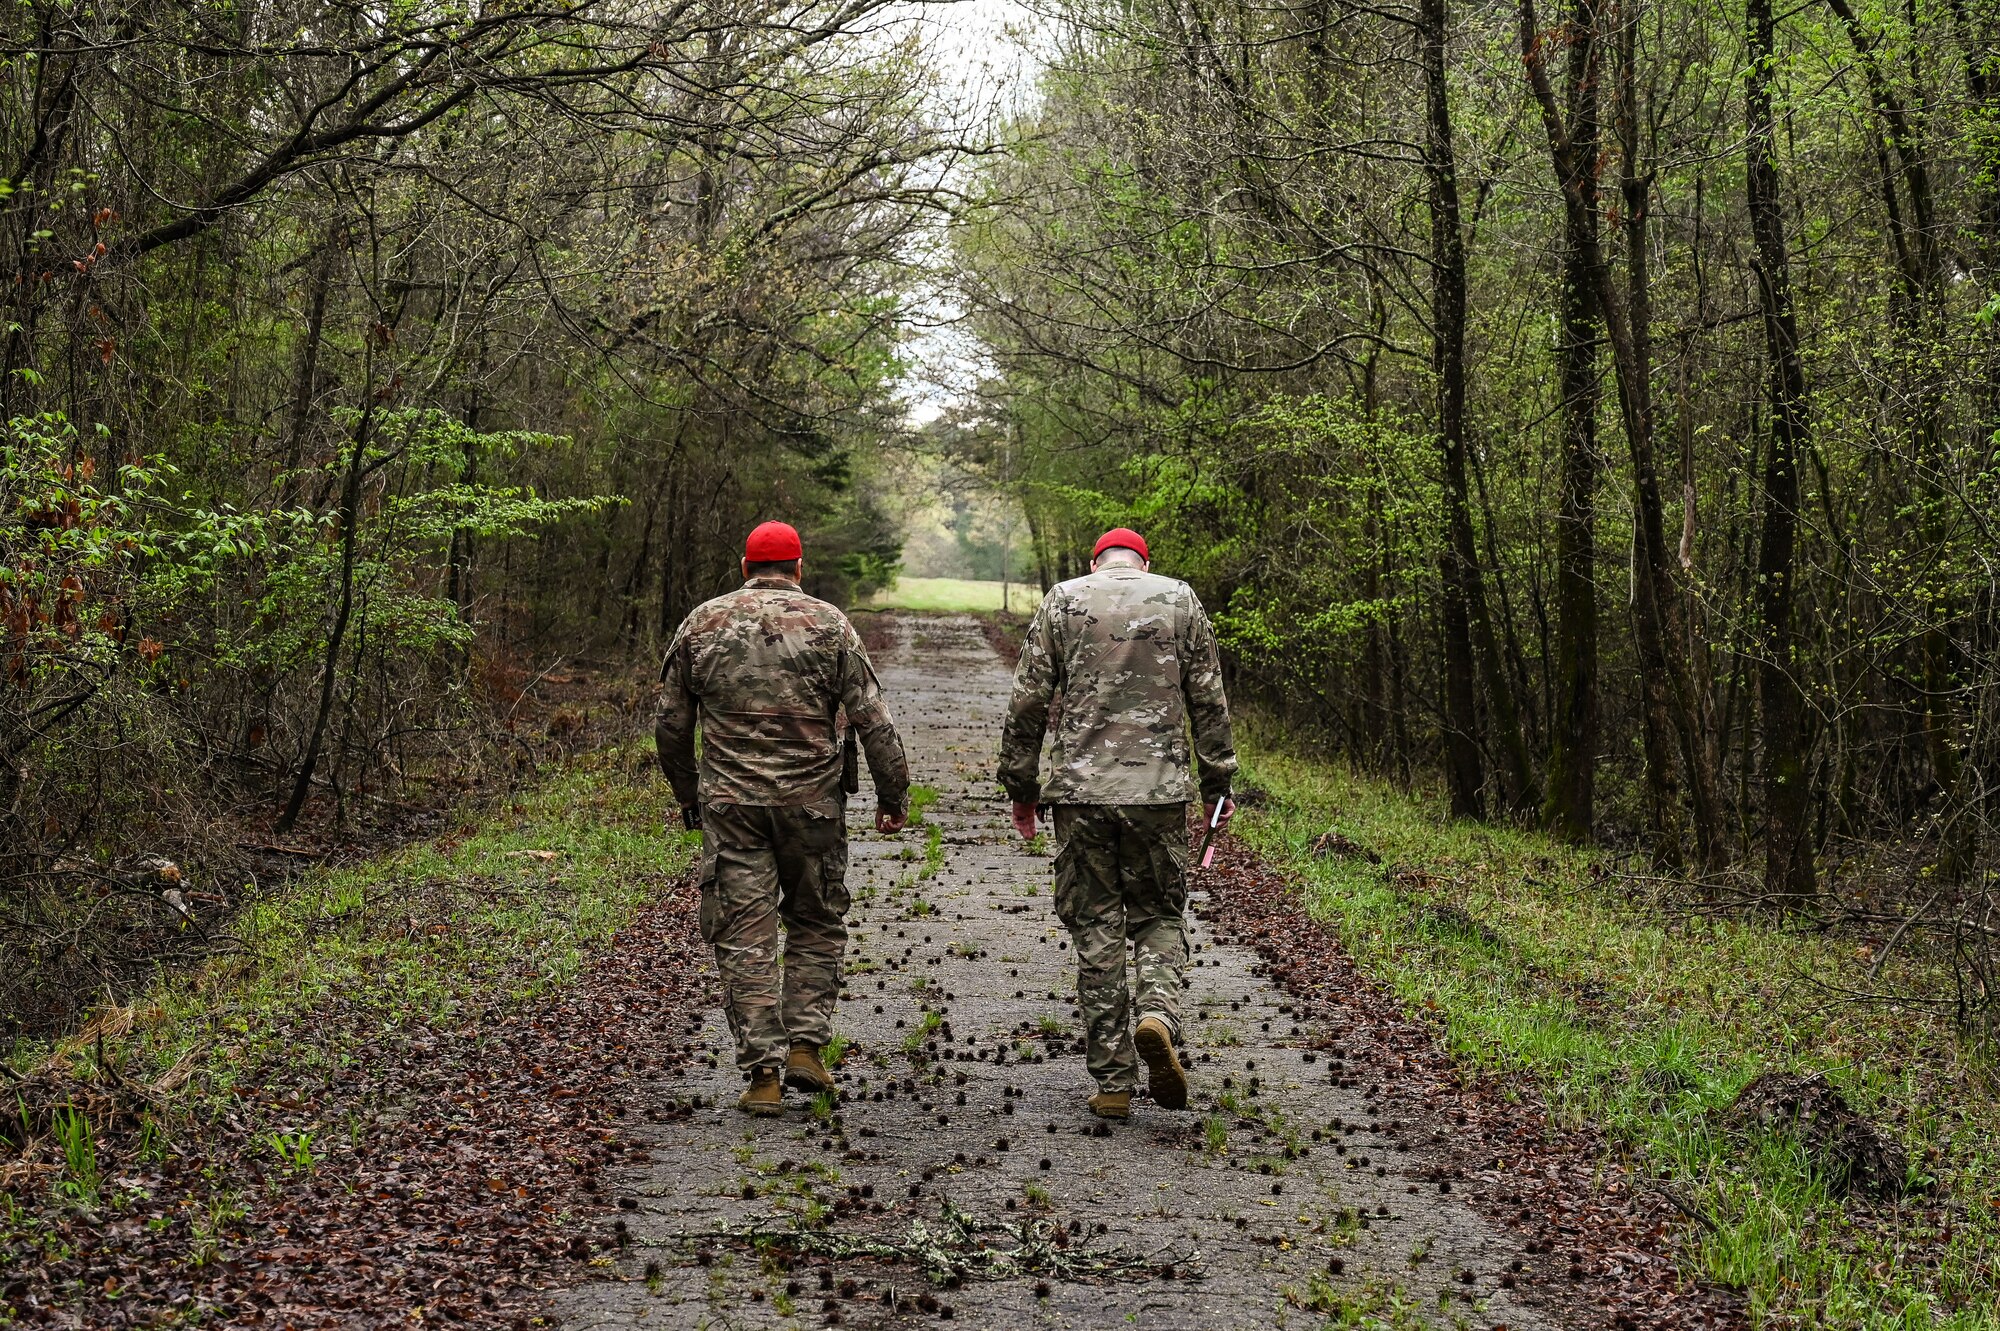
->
[7, 744, 695, 1129]
[2, 746, 697, 1325]
[1236, 739, 2000, 1329]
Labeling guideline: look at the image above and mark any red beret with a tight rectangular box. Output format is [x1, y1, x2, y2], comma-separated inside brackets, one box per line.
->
[1092, 527, 1149, 561]
[744, 521, 803, 562]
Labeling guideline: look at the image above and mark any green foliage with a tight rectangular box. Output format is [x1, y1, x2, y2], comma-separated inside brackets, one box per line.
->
[207, 410, 613, 676]
[0, 413, 168, 699]
[266, 1129, 315, 1175]
[0, 0, 959, 1036]
[50, 1105, 98, 1203]
[955, 0, 2000, 910]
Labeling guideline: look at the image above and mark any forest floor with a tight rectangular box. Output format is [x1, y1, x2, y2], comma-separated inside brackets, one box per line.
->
[3, 614, 1992, 1329]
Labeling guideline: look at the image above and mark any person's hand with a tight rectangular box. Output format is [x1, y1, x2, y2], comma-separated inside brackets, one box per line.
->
[876, 808, 908, 834]
[1203, 796, 1236, 830]
[1010, 801, 1040, 841]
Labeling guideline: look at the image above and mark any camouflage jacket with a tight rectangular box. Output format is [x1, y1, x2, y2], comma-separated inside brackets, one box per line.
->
[656, 577, 909, 813]
[997, 564, 1237, 807]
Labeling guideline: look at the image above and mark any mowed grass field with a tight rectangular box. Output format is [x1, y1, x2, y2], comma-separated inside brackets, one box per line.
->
[864, 576, 1036, 614]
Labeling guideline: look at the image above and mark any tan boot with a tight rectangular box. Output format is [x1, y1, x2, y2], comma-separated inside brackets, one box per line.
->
[1088, 1090, 1131, 1119]
[784, 1044, 834, 1095]
[738, 1068, 784, 1117]
[1135, 1016, 1188, 1110]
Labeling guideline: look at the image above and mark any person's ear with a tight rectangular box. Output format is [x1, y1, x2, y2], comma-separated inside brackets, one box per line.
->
[741, 558, 751, 579]
[796, 558, 805, 582]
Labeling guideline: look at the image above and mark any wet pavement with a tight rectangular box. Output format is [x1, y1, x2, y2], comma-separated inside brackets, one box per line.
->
[552, 615, 1555, 1330]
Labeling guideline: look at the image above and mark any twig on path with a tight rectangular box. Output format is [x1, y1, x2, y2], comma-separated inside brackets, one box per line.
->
[651, 1199, 1203, 1286]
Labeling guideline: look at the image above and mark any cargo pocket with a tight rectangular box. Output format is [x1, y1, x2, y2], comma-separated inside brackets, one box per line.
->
[820, 839, 852, 917]
[794, 800, 845, 850]
[805, 803, 851, 916]
[1050, 808, 1082, 928]
[696, 829, 723, 944]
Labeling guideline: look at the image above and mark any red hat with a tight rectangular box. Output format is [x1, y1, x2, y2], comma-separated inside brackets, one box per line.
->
[1093, 527, 1149, 561]
[745, 521, 803, 562]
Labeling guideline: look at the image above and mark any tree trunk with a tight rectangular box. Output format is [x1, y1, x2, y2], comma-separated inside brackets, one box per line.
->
[1615, 7, 1727, 871]
[1746, 0, 1817, 905]
[1469, 440, 1542, 812]
[1543, 0, 1602, 843]
[1421, 0, 1487, 819]
[278, 232, 338, 509]
[276, 408, 373, 834]
[445, 393, 480, 621]
[1524, 0, 1725, 866]
[1827, 0, 1970, 876]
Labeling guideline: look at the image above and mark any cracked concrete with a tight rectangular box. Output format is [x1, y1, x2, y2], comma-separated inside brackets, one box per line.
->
[552, 614, 1556, 1330]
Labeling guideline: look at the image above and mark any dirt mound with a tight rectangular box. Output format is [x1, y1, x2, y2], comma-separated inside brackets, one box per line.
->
[1729, 1072, 1909, 1198]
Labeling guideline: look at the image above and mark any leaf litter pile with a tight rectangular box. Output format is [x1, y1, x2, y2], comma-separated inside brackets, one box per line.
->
[1196, 827, 1749, 1331]
[3, 876, 710, 1329]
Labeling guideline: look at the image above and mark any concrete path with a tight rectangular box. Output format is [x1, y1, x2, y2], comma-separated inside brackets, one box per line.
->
[553, 615, 1553, 1330]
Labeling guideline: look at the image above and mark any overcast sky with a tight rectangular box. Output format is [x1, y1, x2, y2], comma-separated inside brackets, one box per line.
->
[894, 0, 1037, 425]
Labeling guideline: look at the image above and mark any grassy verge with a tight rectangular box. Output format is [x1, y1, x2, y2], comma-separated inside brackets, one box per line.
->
[866, 576, 1033, 614]
[8, 744, 694, 1159]
[4, 747, 699, 1326]
[1235, 737, 2000, 1329]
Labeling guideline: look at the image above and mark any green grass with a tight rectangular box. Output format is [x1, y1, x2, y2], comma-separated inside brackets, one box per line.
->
[11, 747, 696, 1102]
[1236, 734, 2000, 1329]
[920, 823, 944, 879]
[2, 748, 697, 1317]
[1282, 1271, 1429, 1326]
[823, 1033, 852, 1068]
[902, 1009, 942, 1054]
[864, 576, 1032, 613]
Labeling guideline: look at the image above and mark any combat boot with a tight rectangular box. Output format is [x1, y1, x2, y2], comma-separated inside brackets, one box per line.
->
[1135, 1016, 1188, 1110]
[1088, 1090, 1131, 1119]
[738, 1068, 784, 1117]
[784, 1044, 835, 1094]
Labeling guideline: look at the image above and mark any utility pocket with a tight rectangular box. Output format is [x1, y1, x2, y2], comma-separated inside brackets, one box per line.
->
[791, 801, 846, 854]
[820, 839, 852, 918]
[1051, 844, 1083, 929]
[696, 829, 723, 942]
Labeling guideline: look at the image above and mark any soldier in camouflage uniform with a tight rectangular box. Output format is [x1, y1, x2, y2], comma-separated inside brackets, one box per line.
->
[657, 521, 910, 1116]
[997, 528, 1237, 1119]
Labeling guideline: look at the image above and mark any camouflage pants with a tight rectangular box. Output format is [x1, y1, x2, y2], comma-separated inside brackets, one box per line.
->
[697, 801, 850, 1072]
[1051, 803, 1190, 1094]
